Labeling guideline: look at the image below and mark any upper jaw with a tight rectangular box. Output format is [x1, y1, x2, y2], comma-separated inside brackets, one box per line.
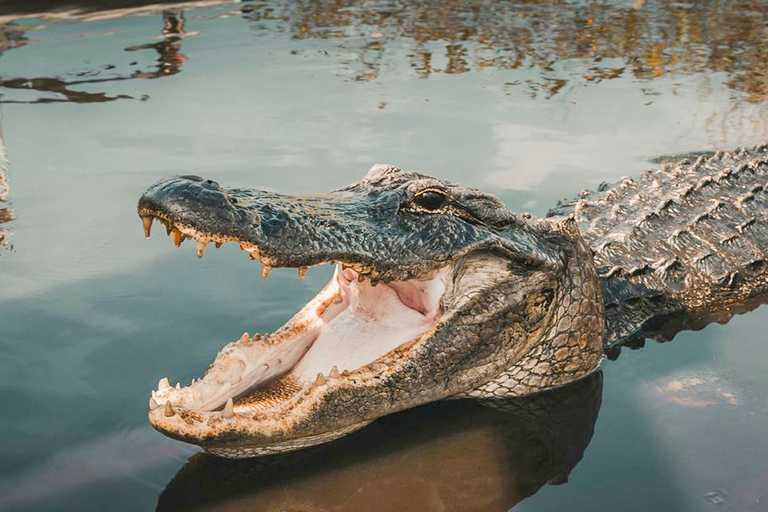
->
[138, 175, 468, 282]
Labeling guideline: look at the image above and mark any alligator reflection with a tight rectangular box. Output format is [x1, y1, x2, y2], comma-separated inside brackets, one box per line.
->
[157, 372, 601, 512]
[0, 9, 187, 104]
[606, 292, 768, 361]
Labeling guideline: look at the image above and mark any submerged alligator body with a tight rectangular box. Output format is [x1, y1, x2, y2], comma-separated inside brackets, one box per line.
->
[138, 144, 768, 458]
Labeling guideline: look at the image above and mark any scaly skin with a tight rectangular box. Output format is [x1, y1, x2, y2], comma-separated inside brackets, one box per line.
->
[137, 146, 768, 457]
[139, 165, 603, 457]
[550, 144, 768, 351]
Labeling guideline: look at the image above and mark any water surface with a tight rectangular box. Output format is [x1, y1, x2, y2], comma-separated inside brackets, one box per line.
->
[1, 1, 767, 511]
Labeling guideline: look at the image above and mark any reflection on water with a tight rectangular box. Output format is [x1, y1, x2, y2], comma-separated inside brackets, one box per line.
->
[0, 113, 11, 251]
[0, 21, 27, 52]
[0, 76, 136, 104]
[0, 0, 232, 19]
[0, 10, 188, 104]
[2, 1, 768, 110]
[607, 293, 768, 360]
[124, 9, 187, 79]
[158, 372, 602, 512]
[247, 0, 768, 101]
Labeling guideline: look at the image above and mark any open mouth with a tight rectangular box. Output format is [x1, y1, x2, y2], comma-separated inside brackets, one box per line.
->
[139, 213, 450, 423]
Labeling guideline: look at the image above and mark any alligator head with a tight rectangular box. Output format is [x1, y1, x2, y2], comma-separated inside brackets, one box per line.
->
[138, 164, 604, 458]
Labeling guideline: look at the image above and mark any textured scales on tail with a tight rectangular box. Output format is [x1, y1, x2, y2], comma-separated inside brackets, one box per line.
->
[550, 144, 768, 348]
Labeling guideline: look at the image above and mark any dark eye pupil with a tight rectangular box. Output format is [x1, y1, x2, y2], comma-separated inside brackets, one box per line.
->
[414, 191, 446, 210]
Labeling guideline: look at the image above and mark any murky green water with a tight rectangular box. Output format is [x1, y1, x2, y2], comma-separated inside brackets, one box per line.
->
[1, 1, 768, 510]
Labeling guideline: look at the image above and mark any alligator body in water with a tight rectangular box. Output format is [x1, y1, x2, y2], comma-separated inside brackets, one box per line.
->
[138, 144, 768, 458]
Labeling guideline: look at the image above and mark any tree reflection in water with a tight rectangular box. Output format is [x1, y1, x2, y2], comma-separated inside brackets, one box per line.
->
[0, 1, 767, 105]
[250, 0, 768, 103]
[0, 9, 188, 104]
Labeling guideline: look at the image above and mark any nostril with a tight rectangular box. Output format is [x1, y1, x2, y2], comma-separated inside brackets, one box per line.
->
[230, 197, 238, 204]
[204, 179, 220, 189]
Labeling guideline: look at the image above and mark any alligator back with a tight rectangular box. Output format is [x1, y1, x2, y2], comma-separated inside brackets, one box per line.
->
[549, 144, 768, 349]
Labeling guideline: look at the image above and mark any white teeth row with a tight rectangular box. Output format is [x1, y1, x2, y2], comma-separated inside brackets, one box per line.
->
[141, 215, 312, 280]
[150, 395, 235, 422]
[142, 216, 153, 237]
[149, 376, 237, 418]
[314, 365, 345, 387]
[148, 362, 349, 417]
[223, 397, 235, 419]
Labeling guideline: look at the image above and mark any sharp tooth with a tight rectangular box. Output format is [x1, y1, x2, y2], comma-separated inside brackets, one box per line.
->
[341, 370, 350, 377]
[253, 333, 261, 341]
[370, 279, 379, 287]
[261, 263, 273, 279]
[165, 222, 173, 235]
[329, 366, 339, 379]
[158, 377, 171, 390]
[175, 382, 181, 389]
[164, 401, 175, 417]
[315, 373, 326, 386]
[249, 252, 257, 260]
[151, 390, 159, 400]
[196, 240, 207, 258]
[172, 229, 183, 247]
[240, 332, 250, 343]
[149, 397, 159, 410]
[142, 216, 153, 238]
[223, 397, 235, 419]
[298, 267, 308, 280]
[215, 242, 222, 248]
[357, 274, 366, 283]
[342, 263, 350, 270]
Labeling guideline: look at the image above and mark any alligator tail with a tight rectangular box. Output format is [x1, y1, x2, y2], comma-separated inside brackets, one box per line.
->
[549, 144, 768, 351]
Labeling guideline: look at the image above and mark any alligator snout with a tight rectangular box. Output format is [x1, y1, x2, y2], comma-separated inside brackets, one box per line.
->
[138, 175, 246, 236]
[140, 175, 229, 210]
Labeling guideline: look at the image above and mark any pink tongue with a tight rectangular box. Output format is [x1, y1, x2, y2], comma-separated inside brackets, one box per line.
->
[387, 281, 430, 315]
[341, 268, 445, 316]
[340, 267, 440, 317]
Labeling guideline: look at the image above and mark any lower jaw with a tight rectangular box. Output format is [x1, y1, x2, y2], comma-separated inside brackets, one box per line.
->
[148, 263, 446, 425]
[147, 330, 427, 455]
[202, 419, 376, 458]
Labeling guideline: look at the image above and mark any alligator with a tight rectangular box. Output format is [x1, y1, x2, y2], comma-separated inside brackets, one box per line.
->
[138, 144, 768, 458]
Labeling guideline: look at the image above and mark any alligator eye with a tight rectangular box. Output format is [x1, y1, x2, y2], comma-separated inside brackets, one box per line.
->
[413, 190, 447, 210]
